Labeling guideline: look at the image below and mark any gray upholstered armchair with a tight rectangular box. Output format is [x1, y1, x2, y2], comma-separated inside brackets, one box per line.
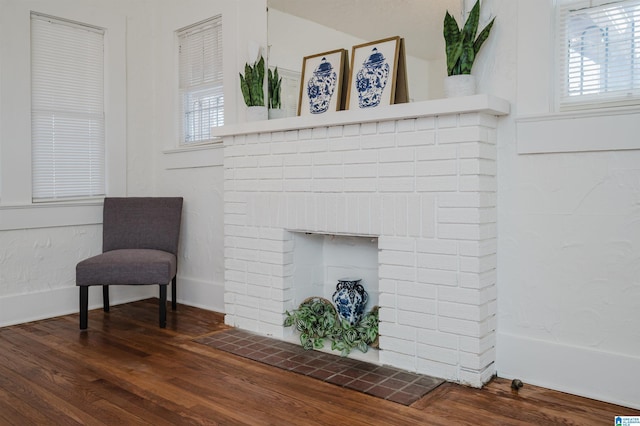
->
[76, 197, 184, 329]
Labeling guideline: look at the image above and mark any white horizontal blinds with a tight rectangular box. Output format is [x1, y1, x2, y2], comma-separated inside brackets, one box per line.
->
[178, 16, 223, 144]
[558, 0, 640, 108]
[31, 13, 105, 201]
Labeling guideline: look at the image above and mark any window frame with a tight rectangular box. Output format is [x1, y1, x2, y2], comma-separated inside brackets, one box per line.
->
[555, 0, 640, 111]
[177, 15, 224, 146]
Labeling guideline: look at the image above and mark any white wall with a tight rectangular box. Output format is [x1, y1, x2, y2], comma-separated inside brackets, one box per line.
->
[0, 0, 638, 410]
[479, 0, 640, 409]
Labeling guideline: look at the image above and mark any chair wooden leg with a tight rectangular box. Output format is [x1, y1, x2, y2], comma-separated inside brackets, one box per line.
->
[159, 285, 167, 328]
[102, 285, 110, 312]
[171, 276, 177, 311]
[80, 287, 88, 330]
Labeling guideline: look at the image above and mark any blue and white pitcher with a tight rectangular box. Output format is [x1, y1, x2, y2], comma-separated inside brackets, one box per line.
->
[332, 278, 368, 326]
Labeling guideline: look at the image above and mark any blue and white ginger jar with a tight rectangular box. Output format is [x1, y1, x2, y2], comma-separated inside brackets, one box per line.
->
[307, 57, 337, 114]
[332, 278, 368, 327]
[355, 47, 390, 108]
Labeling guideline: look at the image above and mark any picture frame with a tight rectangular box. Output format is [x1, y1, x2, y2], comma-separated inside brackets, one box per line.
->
[298, 49, 348, 116]
[346, 36, 408, 110]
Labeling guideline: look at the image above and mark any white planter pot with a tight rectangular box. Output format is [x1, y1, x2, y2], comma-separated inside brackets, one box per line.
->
[444, 74, 477, 98]
[246, 106, 267, 122]
[268, 108, 287, 120]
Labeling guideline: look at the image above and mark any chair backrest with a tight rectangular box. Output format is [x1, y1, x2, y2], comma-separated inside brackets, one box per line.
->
[102, 197, 183, 255]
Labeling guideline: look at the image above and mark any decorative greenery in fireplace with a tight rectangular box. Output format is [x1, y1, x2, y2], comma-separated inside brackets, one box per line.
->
[284, 297, 379, 357]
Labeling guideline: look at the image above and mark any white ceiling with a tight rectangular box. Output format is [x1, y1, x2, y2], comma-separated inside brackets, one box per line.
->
[267, 0, 462, 61]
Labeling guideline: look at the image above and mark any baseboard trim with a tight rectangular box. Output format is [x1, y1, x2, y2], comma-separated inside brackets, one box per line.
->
[0, 285, 155, 328]
[175, 276, 225, 313]
[497, 331, 640, 410]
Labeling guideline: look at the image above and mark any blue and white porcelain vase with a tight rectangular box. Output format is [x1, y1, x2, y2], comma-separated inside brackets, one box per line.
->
[332, 278, 368, 326]
[355, 47, 390, 109]
[307, 57, 337, 114]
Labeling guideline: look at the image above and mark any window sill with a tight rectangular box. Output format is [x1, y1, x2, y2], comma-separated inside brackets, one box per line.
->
[0, 201, 103, 231]
[516, 106, 640, 154]
[161, 141, 224, 170]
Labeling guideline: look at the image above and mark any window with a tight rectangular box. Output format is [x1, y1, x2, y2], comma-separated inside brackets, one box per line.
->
[31, 13, 105, 201]
[558, 0, 640, 109]
[178, 16, 223, 145]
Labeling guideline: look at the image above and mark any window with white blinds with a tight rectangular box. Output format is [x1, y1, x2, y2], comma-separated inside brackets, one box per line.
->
[178, 16, 223, 145]
[558, 0, 640, 109]
[31, 13, 105, 202]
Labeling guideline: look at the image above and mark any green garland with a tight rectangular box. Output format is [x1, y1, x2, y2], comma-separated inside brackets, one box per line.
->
[284, 297, 379, 357]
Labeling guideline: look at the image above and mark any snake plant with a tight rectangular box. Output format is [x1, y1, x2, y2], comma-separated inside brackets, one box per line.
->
[239, 55, 265, 107]
[268, 67, 282, 109]
[444, 0, 495, 76]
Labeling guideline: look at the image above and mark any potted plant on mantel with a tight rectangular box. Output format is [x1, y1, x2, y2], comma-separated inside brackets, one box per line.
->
[443, 0, 495, 97]
[267, 66, 285, 120]
[239, 54, 266, 121]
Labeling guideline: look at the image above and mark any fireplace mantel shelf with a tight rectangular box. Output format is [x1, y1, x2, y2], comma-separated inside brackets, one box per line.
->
[213, 94, 510, 138]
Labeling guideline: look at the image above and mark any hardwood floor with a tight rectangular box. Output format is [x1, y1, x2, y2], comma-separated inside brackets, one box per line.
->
[0, 299, 636, 425]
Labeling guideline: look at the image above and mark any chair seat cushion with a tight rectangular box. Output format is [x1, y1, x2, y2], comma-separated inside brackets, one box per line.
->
[76, 249, 177, 287]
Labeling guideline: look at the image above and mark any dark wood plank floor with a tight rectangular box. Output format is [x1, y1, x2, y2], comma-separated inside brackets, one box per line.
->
[0, 299, 636, 425]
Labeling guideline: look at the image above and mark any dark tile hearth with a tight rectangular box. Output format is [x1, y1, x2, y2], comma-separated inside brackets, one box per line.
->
[195, 328, 444, 406]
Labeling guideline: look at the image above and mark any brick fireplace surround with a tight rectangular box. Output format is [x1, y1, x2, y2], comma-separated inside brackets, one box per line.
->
[216, 95, 510, 387]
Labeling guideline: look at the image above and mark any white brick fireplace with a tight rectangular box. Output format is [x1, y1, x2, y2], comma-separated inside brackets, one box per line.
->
[216, 95, 509, 387]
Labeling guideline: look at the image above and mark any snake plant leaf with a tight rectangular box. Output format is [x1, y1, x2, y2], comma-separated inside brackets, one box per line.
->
[473, 16, 496, 55]
[239, 73, 251, 105]
[462, 0, 481, 44]
[444, 11, 462, 75]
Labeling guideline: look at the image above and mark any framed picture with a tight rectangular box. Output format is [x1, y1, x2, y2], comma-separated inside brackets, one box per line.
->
[298, 49, 348, 116]
[346, 36, 408, 110]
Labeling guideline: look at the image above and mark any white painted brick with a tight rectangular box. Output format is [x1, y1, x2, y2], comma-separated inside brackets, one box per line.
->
[247, 283, 272, 300]
[417, 329, 459, 350]
[224, 213, 247, 226]
[360, 122, 377, 135]
[344, 178, 378, 192]
[379, 293, 396, 309]
[438, 316, 485, 338]
[357, 195, 371, 235]
[226, 225, 258, 239]
[299, 139, 327, 153]
[361, 133, 395, 149]
[232, 156, 259, 168]
[224, 202, 246, 215]
[398, 310, 436, 329]
[416, 239, 457, 255]
[438, 207, 482, 224]
[258, 310, 284, 326]
[312, 178, 343, 193]
[421, 194, 436, 238]
[417, 253, 458, 271]
[417, 265, 458, 286]
[379, 147, 415, 163]
[258, 132, 272, 144]
[416, 116, 436, 130]
[438, 223, 488, 240]
[407, 195, 421, 237]
[459, 333, 496, 354]
[416, 358, 458, 381]
[378, 120, 396, 133]
[416, 176, 458, 192]
[379, 264, 416, 282]
[397, 118, 416, 132]
[459, 142, 496, 160]
[459, 270, 496, 289]
[284, 179, 312, 192]
[379, 322, 417, 342]
[379, 161, 414, 177]
[458, 239, 497, 257]
[459, 364, 495, 387]
[416, 145, 457, 161]
[459, 158, 496, 176]
[225, 258, 247, 272]
[342, 149, 377, 164]
[297, 128, 312, 140]
[314, 151, 343, 165]
[380, 335, 417, 356]
[459, 112, 498, 128]
[328, 136, 360, 151]
[395, 281, 436, 300]
[379, 236, 414, 252]
[416, 159, 457, 176]
[439, 286, 481, 305]
[460, 347, 495, 370]
[327, 125, 344, 138]
[258, 156, 283, 167]
[439, 126, 488, 144]
[438, 192, 496, 208]
[394, 195, 408, 236]
[438, 301, 483, 321]
[417, 343, 459, 365]
[343, 124, 360, 136]
[459, 175, 496, 192]
[437, 114, 458, 128]
[283, 153, 312, 166]
[398, 295, 436, 314]
[378, 306, 396, 322]
[459, 254, 497, 274]
[247, 261, 271, 276]
[379, 177, 414, 192]
[284, 166, 312, 179]
[380, 348, 417, 372]
[378, 278, 396, 294]
[379, 250, 415, 267]
[343, 163, 377, 178]
[397, 130, 436, 147]
[258, 179, 283, 192]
